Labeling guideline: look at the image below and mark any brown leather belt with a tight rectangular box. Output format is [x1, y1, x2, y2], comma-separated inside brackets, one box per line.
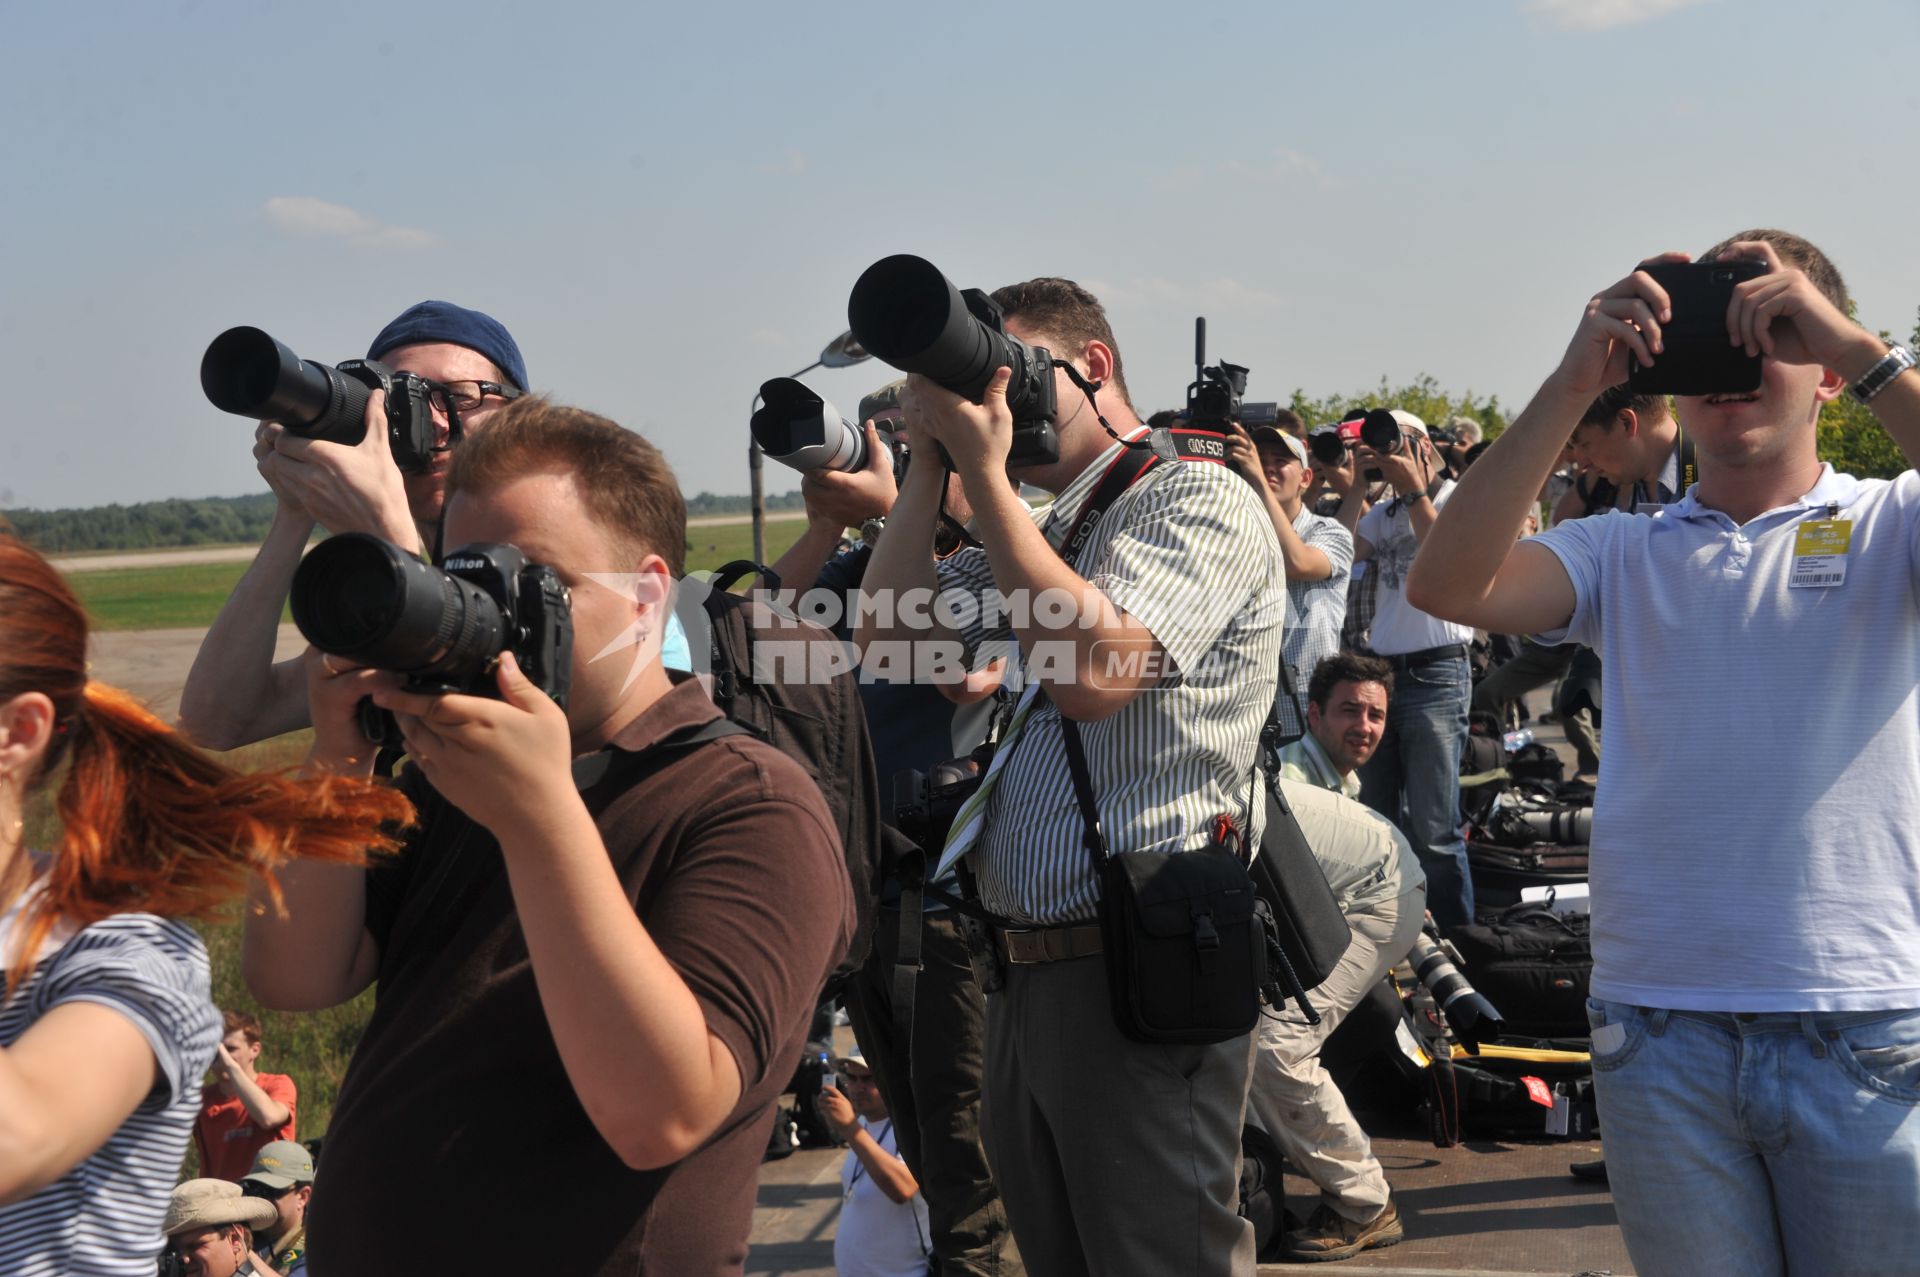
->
[995, 923, 1104, 965]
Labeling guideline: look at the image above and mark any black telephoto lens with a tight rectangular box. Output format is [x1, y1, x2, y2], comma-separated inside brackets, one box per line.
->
[201, 326, 373, 446]
[848, 255, 1015, 404]
[290, 533, 508, 682]
[1358, 408, 1406, 456]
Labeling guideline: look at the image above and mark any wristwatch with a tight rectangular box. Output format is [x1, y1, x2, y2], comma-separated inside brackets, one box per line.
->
[1850, 343, 1917, 405]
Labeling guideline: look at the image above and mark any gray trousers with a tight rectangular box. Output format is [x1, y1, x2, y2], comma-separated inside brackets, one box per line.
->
[982, 954, 1257, 1277]
[1247, 887, 1425, 1223]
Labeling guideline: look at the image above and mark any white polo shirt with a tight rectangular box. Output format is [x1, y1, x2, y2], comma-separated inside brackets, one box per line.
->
[1530, 465, 1920, 1012]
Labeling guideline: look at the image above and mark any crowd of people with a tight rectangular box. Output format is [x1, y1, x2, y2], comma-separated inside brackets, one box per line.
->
[0, 226, 1916, 1276]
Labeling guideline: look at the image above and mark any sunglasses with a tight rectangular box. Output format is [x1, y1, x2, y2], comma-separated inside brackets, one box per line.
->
[240, 1180, 299, 1200]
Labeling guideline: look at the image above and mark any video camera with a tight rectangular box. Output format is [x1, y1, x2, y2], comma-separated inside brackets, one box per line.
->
[750, 378, 909, 483]
[201, 327, 440, 472]
[1184, 318, 1248, 434]
[290, 532, 574, 747]
[846, 255, 1061, 468]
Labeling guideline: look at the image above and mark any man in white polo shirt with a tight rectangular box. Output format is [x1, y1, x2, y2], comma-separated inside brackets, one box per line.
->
[1337, 411, 1477, 931]
[1408, 228, 1920, 1276]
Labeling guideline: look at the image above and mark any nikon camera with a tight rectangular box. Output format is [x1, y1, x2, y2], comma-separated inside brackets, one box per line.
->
[290, 533, 574, 747]
[201, 326, 441, 472]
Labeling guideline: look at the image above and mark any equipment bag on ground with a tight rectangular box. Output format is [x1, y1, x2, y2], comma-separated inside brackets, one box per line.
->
[1447, 902, 1593, 1040]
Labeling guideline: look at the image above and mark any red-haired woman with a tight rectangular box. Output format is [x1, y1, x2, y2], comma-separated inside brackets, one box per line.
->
[0, 532, 410, 1275]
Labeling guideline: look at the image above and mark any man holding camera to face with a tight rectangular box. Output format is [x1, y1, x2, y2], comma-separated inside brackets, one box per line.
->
[1322, 411, 1477, 932]
[857, 278, 1283, 1276]
[1409, 229, 1920, 1275]
[180, 301, 527, 750]
[242, 399, 853, 1274]
[769, 379, 1021, 1277]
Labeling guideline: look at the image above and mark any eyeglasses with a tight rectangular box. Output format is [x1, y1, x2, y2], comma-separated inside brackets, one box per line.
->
[425, 380, 522, 416]
[240, 1180, 298, 1200]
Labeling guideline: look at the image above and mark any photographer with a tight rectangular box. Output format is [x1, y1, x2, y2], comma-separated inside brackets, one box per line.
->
[1408, 230, 1920, 1275]
[1225, 423, 1352, 711]
[242, 398, 853, 1274]
[857, 278, 1283, 1276]
[774, 379, 1020, 1277]
[179, 302, 527, 749]
[1341, 412, 1476, 931]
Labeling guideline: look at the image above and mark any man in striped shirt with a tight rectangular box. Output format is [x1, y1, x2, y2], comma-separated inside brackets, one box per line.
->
[859, 277, 1283, 1276]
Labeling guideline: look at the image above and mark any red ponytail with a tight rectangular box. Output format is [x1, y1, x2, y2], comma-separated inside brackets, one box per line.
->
[1, 533, 412, 993]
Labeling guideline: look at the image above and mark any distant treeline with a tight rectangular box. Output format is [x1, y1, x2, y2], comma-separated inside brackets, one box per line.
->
[4, 494, 283, 554]
[685, 490, 804, 517]
[5, 489, 809, 553]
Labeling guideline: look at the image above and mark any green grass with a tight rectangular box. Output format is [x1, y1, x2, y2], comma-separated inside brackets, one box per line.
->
[64, 516, 814, 631]
[69, 562, 287, 632]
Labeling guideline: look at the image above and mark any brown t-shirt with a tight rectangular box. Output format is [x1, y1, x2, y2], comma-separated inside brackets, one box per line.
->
[308, 680, 852, 1275]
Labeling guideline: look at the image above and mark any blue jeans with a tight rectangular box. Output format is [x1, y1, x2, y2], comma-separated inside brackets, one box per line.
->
[1588, 997, 1920, 1277]
[1356, 653, 1471, 929]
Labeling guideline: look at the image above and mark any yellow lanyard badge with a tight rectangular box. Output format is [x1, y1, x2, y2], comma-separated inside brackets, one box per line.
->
[1790, 517, 1852, 588]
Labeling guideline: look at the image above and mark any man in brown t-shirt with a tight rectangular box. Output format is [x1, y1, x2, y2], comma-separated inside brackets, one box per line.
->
[243, 396, 853, 1274]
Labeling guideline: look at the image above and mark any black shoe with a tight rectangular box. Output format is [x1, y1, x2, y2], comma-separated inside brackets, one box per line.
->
[1569, 1158, 1608, 1184]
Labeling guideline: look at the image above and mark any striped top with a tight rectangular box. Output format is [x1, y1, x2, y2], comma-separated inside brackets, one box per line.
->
[936, 432, 1286, 925]
[1275, 507, 1354, 739]
[0, 884, 219, 1276]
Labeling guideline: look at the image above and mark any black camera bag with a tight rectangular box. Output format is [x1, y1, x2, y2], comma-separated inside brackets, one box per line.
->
[1448, 903, 1593, 1040]
[1060, 717, 1266, 1045]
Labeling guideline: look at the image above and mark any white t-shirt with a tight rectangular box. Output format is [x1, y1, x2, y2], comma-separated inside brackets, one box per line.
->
[1531, 466, 1920, 1011]
[835, 1119, 932, 1277]
[1357, 482, 1475, 656]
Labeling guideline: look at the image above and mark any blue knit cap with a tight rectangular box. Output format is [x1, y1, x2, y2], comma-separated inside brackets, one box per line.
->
[367, 300, 528, 391]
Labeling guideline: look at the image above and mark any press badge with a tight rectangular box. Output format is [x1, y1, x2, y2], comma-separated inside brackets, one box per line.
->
[1789, 519, 1852, 588]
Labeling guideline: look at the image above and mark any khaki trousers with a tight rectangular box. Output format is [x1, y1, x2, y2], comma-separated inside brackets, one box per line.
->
[1248, 887, 1425, 1222]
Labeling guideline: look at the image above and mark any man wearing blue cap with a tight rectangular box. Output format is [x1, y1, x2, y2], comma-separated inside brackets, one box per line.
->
[179, 301, 528, 749]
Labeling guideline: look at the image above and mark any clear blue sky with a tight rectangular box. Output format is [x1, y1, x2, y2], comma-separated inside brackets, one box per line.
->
[4, 0, 1917, 509]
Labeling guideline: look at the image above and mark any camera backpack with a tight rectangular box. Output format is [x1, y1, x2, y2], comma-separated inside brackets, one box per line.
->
[694, 562, 886, 992]
[1447, 902, 1593, 1040]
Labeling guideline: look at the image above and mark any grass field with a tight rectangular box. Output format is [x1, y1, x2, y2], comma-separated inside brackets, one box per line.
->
[69, 515, 813, 631]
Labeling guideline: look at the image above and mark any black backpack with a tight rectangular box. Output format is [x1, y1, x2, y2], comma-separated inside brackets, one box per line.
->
[1448, 902, 1593, 1040]
[685, 563, 885, 992]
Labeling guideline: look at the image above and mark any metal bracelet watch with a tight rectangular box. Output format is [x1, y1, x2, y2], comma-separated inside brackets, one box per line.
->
[1850, 344, 1917, 405]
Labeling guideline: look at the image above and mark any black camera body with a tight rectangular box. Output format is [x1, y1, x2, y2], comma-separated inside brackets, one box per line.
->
[201, 326, 441, 472]
[1185, 318, 1248, 434]
[1357, 406, 1416, 458]
[290, 533, 574, 749]
[1307, 424, 1347, 466]
[892, 748, 992, 855]
[848, 255, 1060, 468]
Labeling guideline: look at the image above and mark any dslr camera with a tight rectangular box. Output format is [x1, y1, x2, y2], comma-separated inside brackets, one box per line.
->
[751, 377, 909, 484]
[892, 747, 994, 855]
[201, 327, 440, 472]
[1184, 318, 1248, 434]
[1356, 407, 1419, 458]
[847, 255, 1060, 468]
[290, 532, 574, 747]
